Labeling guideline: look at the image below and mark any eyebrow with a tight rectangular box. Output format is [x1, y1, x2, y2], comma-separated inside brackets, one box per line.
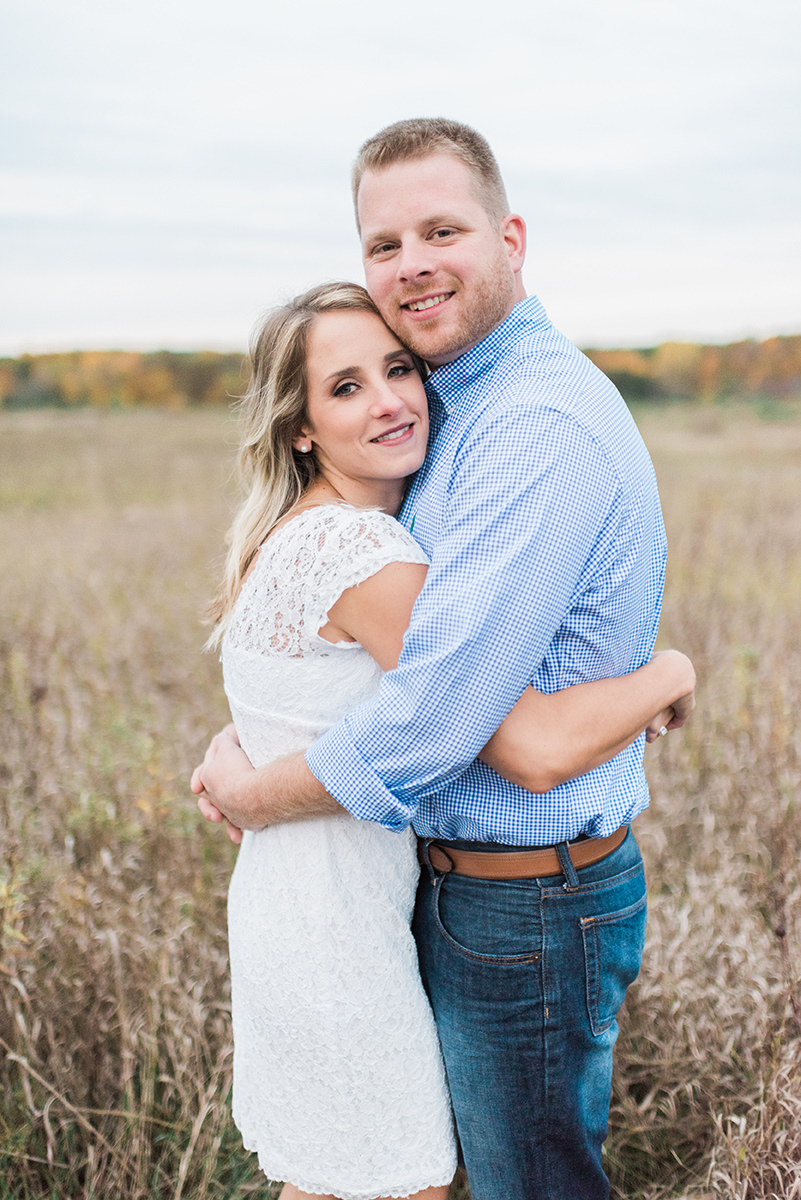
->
[322, 365, 360, 384]
[322, 349, 411, 386]
[364, 215, 459, 245]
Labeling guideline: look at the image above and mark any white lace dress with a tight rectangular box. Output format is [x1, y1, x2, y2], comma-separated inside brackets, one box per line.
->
[222, 504, 457, 1200]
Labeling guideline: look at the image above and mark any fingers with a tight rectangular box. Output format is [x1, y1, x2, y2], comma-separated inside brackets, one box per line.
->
[197, 791, 224, 823]
[646, 706, 675, 742]
[191, 725, 252, 840]
[191, 725, 241, 795]
[669, 691, 696, 729]
[225, 820, 243, 845]
[196, 788, 243, 841]
[646, 685, 697, 745]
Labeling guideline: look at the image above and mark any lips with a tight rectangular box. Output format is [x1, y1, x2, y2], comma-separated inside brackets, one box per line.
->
[371, 423, 413, 444]
[403, 292, 453, 313]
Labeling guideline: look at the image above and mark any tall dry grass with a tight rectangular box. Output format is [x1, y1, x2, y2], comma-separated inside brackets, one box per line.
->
[1, 403, 800, 1199]
[608, 405, 801, 1198]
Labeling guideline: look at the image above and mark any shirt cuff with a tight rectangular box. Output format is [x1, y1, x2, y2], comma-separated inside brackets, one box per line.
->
[305, 721, 416, 831]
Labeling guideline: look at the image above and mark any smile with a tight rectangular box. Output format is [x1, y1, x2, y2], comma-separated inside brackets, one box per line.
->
[404, 293, 452, 312]
[372, 424, 413, 444]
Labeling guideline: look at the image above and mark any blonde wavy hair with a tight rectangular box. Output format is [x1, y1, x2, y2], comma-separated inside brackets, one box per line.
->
[206, 281, 384, 647]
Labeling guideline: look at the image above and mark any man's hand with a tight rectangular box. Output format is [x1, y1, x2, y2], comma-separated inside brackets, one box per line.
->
[191, 724, 259, 841]
[191, 723, 342, 834]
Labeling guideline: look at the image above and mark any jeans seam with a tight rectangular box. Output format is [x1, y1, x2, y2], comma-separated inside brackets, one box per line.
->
[542, 890, 557, 1200]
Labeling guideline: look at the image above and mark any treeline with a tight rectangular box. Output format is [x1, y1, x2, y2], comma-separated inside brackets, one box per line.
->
[585, 334, 801, 403]
[2, 335, 800, 411]
[0, 350, 246, 411]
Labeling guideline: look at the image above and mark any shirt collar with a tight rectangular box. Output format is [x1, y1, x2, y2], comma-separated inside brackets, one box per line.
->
[426, 295, 550, 413]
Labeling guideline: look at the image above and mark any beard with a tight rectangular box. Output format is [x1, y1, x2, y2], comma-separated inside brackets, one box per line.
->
[387, 250, 518, 367]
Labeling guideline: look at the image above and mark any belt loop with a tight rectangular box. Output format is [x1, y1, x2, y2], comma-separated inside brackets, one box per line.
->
[556, 841, 580, 890]
[419, 839, 439, 885]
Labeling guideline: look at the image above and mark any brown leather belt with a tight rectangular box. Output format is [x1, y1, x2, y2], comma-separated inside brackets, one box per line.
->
[418, 825, 628, 880]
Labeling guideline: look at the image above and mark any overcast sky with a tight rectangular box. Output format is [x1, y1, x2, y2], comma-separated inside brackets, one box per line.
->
[2, 0, 799, 354]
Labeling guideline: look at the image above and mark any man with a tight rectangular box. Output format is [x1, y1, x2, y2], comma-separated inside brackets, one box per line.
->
[194, 118, 682, 1199]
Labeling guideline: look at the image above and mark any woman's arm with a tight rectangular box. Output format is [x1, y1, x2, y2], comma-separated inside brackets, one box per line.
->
[478, 649, 695, 793]
[327, 564, 695, 794]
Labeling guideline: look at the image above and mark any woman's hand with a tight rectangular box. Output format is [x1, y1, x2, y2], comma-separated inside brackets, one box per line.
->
[645, 707, 674, 742]
[644, 651, 696, 742]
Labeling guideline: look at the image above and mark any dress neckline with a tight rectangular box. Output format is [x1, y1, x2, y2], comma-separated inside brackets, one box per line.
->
[265, 501, 358, 544]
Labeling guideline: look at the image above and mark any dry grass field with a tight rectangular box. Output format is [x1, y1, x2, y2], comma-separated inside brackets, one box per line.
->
[1, 403, 800, 1199]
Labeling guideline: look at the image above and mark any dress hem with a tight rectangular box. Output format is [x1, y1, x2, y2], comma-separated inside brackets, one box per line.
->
[259, 1175, 456, 1200]
[247, 1142, 456, 1200]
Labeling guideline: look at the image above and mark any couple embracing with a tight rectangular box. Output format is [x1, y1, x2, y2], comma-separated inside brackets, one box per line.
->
[192, 118, 695, 1200]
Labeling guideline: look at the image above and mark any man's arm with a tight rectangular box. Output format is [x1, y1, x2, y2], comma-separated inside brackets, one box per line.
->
[195, 644, 695, 834]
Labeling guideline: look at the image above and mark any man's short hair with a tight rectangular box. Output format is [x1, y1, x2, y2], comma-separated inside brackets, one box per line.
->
[352, 117, 511, 228]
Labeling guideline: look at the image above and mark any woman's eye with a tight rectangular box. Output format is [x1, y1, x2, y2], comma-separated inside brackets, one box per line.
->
[333, 381, 358, 397]
[388, 363, 413, 379]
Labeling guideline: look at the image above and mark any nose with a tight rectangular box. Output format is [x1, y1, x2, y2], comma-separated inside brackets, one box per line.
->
[370, 378, 405, 417]
[396, 237, 435, 283]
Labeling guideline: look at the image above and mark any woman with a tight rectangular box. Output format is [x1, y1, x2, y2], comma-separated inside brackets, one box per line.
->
[203, 282, 694, 1200]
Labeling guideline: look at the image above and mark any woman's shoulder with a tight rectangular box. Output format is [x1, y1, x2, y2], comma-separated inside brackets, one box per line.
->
[271, 503, 428, 564]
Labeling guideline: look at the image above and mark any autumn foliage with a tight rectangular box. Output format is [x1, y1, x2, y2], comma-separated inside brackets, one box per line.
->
[586, 335, 801, 403]
[0, 350, 246, 411]
[1, 335, 800, 410]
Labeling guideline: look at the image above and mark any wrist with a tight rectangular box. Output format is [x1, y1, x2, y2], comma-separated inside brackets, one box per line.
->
[239, 765, 270, 829]
[651, 649, 694, 700]
[669, 650, 695, 700]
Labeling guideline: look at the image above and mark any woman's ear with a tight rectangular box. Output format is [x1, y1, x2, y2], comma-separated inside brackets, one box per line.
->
[293, 432, 313, 454]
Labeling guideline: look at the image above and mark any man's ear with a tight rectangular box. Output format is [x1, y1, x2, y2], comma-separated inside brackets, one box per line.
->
[501, 213, 527, 276]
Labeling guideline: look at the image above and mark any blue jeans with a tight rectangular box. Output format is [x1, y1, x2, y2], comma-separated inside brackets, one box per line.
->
[413, 828, 646, 1200]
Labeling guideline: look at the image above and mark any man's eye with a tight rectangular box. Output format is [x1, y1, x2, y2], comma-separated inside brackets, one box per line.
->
[371, 242, 396, 256]
[333, 381, 358, 397]
[432, 228, 455, 240]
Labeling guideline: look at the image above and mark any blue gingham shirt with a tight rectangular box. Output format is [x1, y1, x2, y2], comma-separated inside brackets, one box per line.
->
[306, 296, 667, 843]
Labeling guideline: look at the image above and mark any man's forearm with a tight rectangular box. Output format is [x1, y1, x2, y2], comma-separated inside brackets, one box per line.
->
[244, 753, 344, 826]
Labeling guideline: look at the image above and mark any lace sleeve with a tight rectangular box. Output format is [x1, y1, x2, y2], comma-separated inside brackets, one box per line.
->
[302, 506, 429, 638]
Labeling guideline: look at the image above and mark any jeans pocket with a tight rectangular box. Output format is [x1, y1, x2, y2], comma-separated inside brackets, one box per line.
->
[581, 892, 647, 1036]
[432, 874, 542, 964]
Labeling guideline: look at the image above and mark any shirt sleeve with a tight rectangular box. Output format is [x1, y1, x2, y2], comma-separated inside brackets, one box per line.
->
[305, 404, 626, 829]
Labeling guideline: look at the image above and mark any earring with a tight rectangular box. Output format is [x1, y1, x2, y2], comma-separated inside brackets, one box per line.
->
[299, 444, 310, 454]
